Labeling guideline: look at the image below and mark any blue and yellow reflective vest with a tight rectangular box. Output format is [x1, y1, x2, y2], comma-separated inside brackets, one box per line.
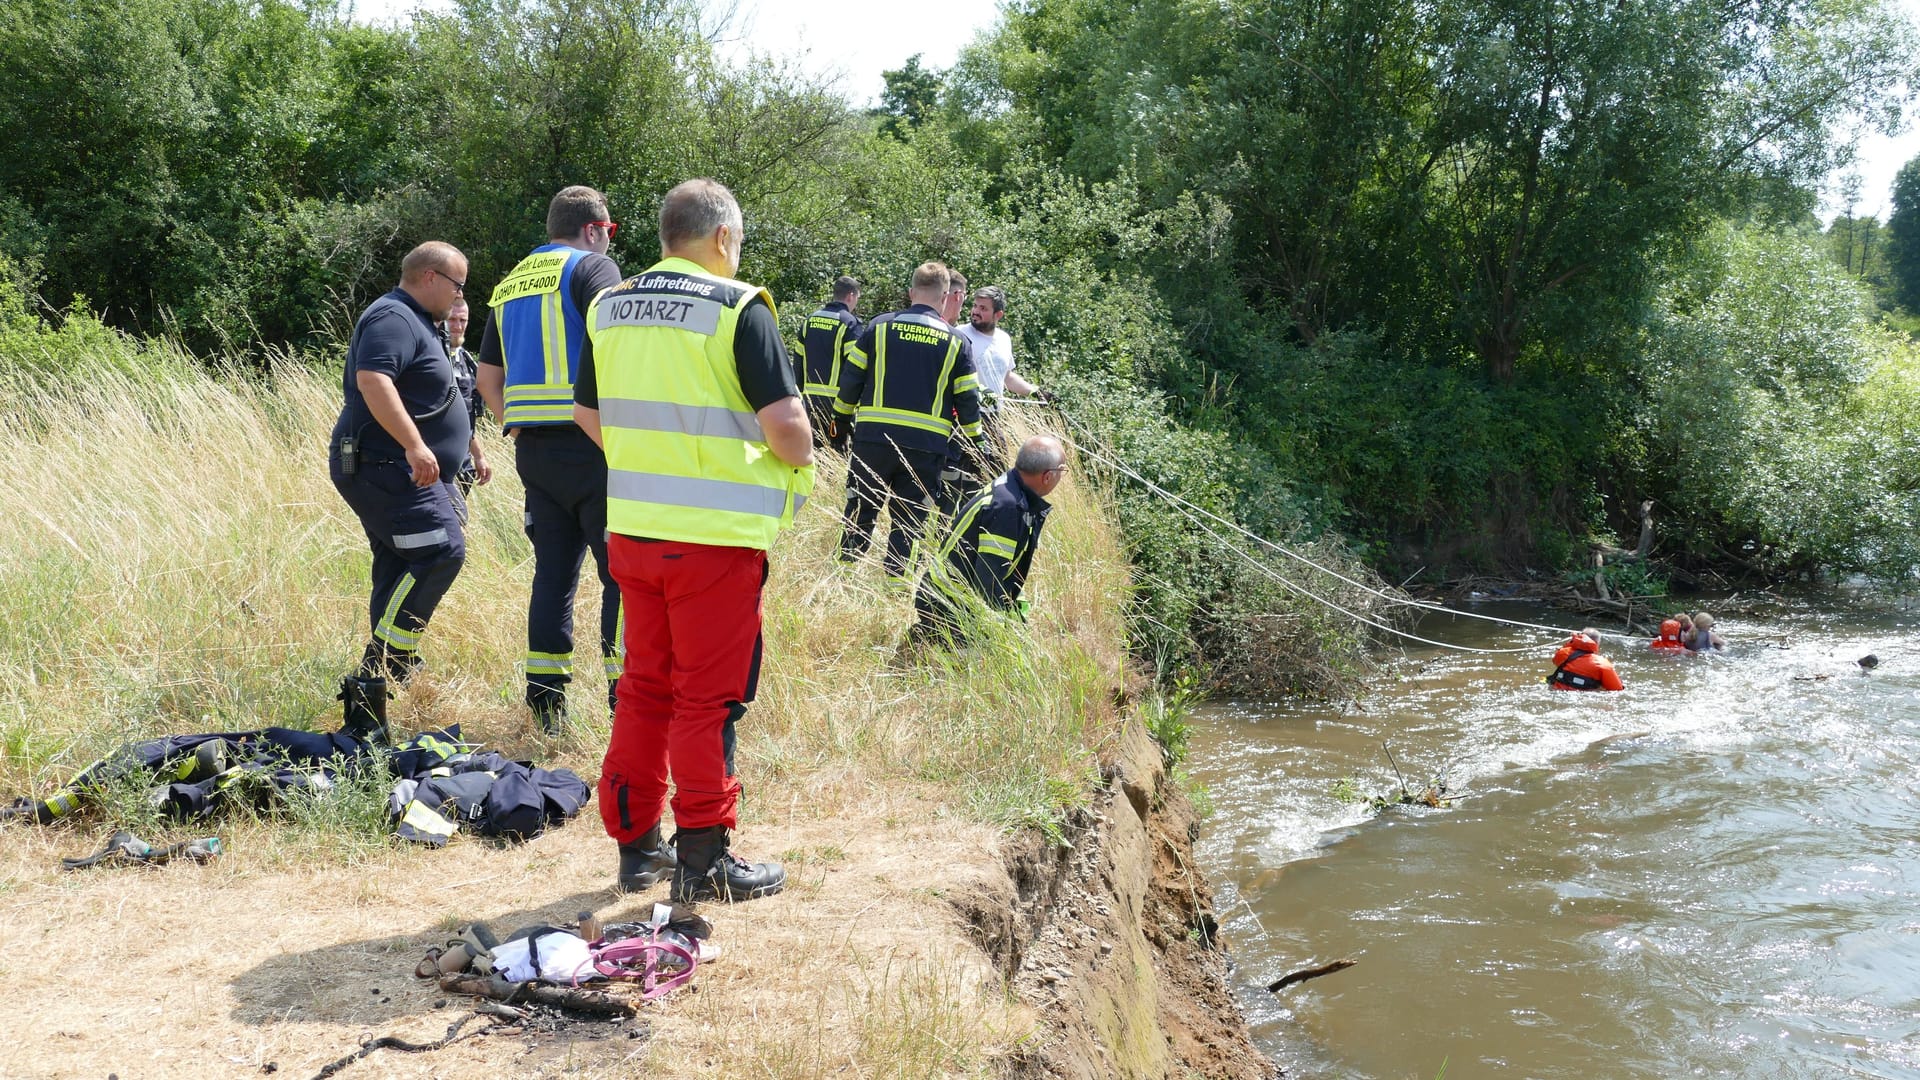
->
[490, 244, 592, 428]
[586, 257, 815, 550]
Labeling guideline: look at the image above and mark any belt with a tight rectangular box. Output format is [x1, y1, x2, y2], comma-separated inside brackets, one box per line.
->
[513, 423, 585, 439]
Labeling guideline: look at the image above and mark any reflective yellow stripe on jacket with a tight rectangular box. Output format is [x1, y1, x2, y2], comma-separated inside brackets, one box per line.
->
[589, 257, 815, 550]
[491, 248, 581, 427]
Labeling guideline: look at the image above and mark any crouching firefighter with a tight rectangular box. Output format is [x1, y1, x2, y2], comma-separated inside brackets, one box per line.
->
[573, 178, 815, 902]
[911, 435, 1066, 647]
[329, 242, 475, 743]
[1546, 630, 1625, 692]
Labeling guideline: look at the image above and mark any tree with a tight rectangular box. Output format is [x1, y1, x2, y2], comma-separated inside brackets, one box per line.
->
[1890, 155, 1920, 312]
[875, 54, 941, 140]
[967, 0, 1920, 381]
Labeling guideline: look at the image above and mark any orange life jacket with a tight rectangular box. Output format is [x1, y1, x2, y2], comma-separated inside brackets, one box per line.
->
[1650, 619, 1687, 652]
[1548, 634, 1624, 691]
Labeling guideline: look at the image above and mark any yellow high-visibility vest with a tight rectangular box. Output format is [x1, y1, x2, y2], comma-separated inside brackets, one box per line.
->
[588, 257, 814, 549]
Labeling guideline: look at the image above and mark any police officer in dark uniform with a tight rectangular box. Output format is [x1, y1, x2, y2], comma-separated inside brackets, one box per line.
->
[796, 275, 861, 446]
[832, 261, 983, 581]
[476, 186, 627, 732]
[913, 435, 1066, 646]
[329, 241, 473, 742]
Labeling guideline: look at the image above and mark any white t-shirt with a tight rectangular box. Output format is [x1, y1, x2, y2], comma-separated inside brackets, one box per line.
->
[955, 323, 1015, 396]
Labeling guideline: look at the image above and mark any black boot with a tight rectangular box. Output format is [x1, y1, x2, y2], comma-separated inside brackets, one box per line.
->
[529, 681, 571, 735]
[530, 696, 571, 735]
[338, 676, 389, 744]
[670, 825, 785, 903]
[615, 825, 677, 892]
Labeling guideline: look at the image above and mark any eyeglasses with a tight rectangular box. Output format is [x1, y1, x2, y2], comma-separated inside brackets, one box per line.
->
[1048, 464, 1070, 476]
[587, 220, 619, 239]
[435, 268, 467, 295]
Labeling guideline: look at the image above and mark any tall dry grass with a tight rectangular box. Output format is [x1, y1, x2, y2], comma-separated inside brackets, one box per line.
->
[0, 328, 1131, 844]
[0, 323, 1133, 1076]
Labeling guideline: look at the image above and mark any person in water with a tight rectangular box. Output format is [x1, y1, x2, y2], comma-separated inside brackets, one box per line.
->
[1650, 618, 1688, 652]
[1548, 629, 1625, 691]
[1687, 612, 1726, 653]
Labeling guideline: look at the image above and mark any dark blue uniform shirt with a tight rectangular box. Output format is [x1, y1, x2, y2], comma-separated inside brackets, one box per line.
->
[331, 288, 472, 477]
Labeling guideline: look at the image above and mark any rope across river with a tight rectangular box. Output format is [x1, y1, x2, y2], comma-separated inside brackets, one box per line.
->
[1005, 399, 1609, 655]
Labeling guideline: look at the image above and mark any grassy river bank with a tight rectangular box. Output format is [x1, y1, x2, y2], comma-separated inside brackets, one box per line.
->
[0, 329, 1273, 1076]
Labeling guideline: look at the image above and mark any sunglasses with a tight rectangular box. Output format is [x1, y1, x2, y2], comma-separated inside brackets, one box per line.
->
[587, 220, 619, 239]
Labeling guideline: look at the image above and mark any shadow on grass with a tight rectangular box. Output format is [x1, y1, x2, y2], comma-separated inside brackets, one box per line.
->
[225, 881, 675, 1029]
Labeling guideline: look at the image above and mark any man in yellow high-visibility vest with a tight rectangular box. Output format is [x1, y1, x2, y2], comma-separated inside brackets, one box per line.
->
[574, 178, 814, 902]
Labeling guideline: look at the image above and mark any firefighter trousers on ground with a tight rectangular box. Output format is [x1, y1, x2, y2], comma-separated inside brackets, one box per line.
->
[516, 426, 622, 711]
[839, 438, 945, 579]
[599, 536, 765, 847]
[331, 456, 467, 679]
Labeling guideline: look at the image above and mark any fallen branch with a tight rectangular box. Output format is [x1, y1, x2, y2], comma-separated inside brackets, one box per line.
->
[310, 1012, 493, 1079]
[1266, 958, 1357, 992]
[438, 973, 637, 1018]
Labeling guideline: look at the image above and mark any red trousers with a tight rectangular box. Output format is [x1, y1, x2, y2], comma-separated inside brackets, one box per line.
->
[599, 536, 766, 844]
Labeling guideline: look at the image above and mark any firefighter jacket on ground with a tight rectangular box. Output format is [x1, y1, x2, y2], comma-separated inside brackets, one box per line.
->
[490, 244, 594, 429]
[586, 257, 814, 550]
[1547, 634, 1624, 691]
[834, 304, 983, 456]
[928, 467, 1053, 612]
[797, 300, 861, 399]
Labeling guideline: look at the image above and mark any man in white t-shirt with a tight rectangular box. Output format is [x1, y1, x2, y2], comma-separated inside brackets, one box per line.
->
[953, 286, 1037, 402]
[942, 285, 1044, 518]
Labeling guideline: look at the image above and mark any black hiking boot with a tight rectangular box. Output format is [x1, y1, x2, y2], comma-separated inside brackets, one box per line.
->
[339, 676, 389, 745]
[669, 825, 785, 903]
[615, 825, 677, 892]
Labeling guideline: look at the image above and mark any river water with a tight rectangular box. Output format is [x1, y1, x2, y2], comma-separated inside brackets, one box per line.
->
[1187, 596, 1920, 1079]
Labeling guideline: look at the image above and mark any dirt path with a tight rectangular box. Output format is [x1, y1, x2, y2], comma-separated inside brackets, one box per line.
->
[0, 804, 1020, 1079]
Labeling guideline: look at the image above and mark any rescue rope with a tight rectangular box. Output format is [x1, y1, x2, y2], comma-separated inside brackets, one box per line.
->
[1012, 400, 1602, 653]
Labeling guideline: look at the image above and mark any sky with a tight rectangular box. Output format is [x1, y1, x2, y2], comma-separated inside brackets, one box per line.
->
[350, 0, 1920, 220]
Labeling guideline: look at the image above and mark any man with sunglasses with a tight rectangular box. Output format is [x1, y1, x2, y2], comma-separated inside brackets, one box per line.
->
[328, 241, 474, 742]
[911, 434, 1067, 647]
[477, 185, 628, 732]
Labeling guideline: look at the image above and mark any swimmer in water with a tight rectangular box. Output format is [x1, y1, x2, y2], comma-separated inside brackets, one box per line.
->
[1687, 612, 1726, 653]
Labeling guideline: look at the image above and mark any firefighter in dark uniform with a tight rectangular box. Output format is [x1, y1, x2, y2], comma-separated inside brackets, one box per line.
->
[796, 275, 861, 446]
[442, 297, 492, 503]
[329, 241, 474, 743]
[912, 435, 1065, 645]
[832, 261, 984, 581]
[476, 186, 626, 731]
